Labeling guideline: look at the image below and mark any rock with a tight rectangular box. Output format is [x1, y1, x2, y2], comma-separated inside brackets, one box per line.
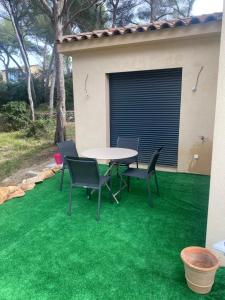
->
[0, 186, 25, 204]
[7, 186, 21, 193]
[0, 166, 57, 205]
[21, 168, 54, 184]
[22, 176, 43, 185]
[7, 188, 25, 200]
[25, 171, 39, 177]
[0, 187, 9, 204]
[51, 165, 61, 173]
[20, 182, 35, 191]
[38, 169, 55, 180]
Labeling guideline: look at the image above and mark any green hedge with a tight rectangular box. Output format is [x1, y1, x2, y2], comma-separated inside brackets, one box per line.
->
[0, 75, 74, 110]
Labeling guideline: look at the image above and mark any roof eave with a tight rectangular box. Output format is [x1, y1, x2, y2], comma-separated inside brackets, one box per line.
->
[58, 21, 221, 56]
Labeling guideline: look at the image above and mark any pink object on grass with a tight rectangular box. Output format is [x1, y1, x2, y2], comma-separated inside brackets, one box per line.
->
[54, 153, 63, 165]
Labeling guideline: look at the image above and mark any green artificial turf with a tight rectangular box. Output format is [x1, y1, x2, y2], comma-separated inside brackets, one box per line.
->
[0, 168, 224, 300]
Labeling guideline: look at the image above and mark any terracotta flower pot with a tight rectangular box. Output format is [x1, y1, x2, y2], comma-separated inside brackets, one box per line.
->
[181, 246, 220, 294]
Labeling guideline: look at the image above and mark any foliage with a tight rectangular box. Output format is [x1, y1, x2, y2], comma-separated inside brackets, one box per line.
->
[0, 79, 43, 106]
[138, 0, 196, 22]
[65, 75, 74, 110]
[75, 1, 108, 31]
[0, 81, 8, 103]
[0, 81, 27, 105]
[0, 75, 72, 109]
[1, 101, 30, 131]
[0, 19, 21, 74]
[23, 118, 54, 139]
[105, 0, 139, 27]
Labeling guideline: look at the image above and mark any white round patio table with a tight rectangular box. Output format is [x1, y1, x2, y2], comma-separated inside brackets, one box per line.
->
[81, 147, 138, 161]
[81, 147, 138, 203]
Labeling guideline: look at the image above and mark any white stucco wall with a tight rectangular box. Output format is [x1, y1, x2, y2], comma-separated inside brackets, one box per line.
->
[70, 31, 220, 175]
[206, 2, 225, 266]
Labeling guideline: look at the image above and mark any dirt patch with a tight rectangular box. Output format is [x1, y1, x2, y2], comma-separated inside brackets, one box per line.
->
[0, 146, 58, 186]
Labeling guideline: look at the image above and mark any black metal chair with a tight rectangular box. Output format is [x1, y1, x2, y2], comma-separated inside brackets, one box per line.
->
[110, 137, 140, 173]
[57, 140, 78, 190]
[121, 147, 163, 207]
[66, 157, 111, 221]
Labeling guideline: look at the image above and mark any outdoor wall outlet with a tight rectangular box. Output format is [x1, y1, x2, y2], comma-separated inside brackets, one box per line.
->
[193, 154, 199, 160]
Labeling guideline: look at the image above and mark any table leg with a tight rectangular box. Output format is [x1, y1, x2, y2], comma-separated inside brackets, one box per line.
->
[107, 164, 128, 203]
[104, 163, 114, 176]
[94, 163, 128, 204]
[105, 183, 119, 204]
[113, 173, 127, 198]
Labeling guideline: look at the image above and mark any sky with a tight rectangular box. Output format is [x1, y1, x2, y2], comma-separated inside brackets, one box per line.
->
[192, 0, 223, 15]
[0, 0, 224, 70]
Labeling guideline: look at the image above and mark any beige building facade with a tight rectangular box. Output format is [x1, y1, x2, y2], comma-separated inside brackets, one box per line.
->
[206, 2, 225, 266]
[59, 17, 222, 176]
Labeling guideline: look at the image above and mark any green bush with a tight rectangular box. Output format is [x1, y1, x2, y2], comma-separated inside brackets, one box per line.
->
[0, 76, 73, 110]
[1, 101, 30, 131]
[23, 118, 54, 139]
[65, 75, 74, 110]
[0, 81, 27, 106]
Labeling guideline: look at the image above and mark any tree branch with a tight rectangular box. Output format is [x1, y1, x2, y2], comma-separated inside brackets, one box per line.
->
[63, 0, 98, 31]
[1, 45, 24, 73]
[38, 0, 53, 19]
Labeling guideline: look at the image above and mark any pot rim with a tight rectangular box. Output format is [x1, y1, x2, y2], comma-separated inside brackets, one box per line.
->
[180, 246, 220, 272]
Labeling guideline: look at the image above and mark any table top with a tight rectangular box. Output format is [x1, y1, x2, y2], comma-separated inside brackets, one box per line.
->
[81, 147, 138, 160]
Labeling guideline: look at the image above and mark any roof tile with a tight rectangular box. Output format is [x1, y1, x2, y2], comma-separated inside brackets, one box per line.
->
[57, 13, 222, 44]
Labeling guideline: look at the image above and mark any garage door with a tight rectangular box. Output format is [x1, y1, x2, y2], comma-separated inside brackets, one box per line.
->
[109, 68, 182, 166]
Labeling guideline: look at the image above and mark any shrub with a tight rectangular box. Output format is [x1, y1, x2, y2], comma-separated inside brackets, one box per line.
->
[23, 118, 54, 139]
[1, 101, 30, 131]
[65, 75, 74, 110]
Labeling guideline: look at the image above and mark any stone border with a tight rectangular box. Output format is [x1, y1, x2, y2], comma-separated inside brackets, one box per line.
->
[0, 165, 61, 205]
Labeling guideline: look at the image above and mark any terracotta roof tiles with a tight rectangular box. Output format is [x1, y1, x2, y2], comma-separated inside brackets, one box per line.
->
[57, 13, 222, 44]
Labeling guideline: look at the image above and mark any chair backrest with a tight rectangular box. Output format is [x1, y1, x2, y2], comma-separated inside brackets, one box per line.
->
[147, 147, 163, 174]
[66, 157, 100, 187]
[57, 140, 78, 164]
[117, 137, 139, 151]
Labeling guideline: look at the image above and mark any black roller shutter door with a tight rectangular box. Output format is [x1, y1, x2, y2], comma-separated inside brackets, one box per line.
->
[109, 68, 182, 166]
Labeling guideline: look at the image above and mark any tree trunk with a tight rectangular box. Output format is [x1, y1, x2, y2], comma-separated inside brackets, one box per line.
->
[6, 1, 35, 121]
[150, 0, 155, 22]
[1, 54, 9, 83]
[49, 65, 56, 116]
[44, 46, 55, 103]
[112, 0, 120, 28]
[5, 57, 9, 84]
[54, 49, 66, 143]
[3, 46, 24, 74]
[54, 1, 66, 143]
[112, 6, 117, 27]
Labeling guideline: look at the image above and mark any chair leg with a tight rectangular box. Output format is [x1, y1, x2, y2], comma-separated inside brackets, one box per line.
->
[109, 169, 113, 203]
[86, 188, 91, 200]
[119, 176, 123, 200]
[154, 171, 160, 196]
[68, 186, 73, 216]
[60, 168, 65, 191]
[146, 179, 153, 207]
[97, 188, 101, 221]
